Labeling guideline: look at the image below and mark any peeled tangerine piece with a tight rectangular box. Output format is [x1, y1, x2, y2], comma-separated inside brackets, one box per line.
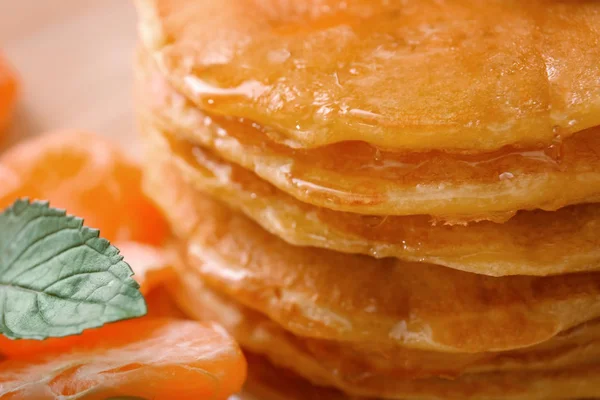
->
[0, 318, 247, 400]
[142, 157, 600, 354]
[135, 57, 600, 220]
[169, 270, 600, 400]
[142, 124, 600, 277]
[115, 241, 174, 296]
[0, 131, 169, 245]
[0, 53, 18, 135]
[136, 0, 600, 152]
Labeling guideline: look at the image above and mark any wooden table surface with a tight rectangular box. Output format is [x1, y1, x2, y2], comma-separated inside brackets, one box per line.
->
[1, 0, 139, 151]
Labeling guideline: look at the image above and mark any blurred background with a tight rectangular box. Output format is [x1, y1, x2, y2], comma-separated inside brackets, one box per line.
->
[1, 0, 138, 151]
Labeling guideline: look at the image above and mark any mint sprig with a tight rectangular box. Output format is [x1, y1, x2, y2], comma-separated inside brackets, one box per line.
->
[0, 199, 147, 340]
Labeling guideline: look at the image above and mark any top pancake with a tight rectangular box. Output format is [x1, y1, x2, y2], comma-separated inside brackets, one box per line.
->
[136, 0, 600, 151]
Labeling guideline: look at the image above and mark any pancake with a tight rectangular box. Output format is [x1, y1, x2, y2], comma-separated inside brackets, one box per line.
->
[136, 53, 600, 220]
[140, 122, 600, 277]
[242, 353, 600, 400]
[135, 0, 600, 152]
[168, 267, 600, 400]
[172, 264, 600, 377]
[141, 153, 600, 354]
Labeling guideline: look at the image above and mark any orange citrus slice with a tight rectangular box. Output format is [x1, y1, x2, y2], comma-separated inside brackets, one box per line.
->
[0, 318, 246, 400]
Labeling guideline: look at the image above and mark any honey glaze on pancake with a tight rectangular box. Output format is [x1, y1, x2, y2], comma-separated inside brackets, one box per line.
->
[141, 122, 600, 277]
[168, 271, 600, 400]
[170, 266, 600, 380]
[136, 0, 600, 151]
[136, 57, 600, 220]
[140, 154, 600, 354]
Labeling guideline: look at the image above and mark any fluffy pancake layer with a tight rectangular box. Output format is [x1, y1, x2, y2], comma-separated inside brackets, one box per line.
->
[136, 0, 600, 152]
[141, 151, 600, 354]
[173, 264, 600, 376]
[141, 122, 600, 277]
[136, 52, 600, 220]
[168, 257, 600, 400]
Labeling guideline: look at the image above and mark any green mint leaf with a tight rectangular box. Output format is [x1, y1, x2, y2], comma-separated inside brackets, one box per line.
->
[0, 199, 147, 340]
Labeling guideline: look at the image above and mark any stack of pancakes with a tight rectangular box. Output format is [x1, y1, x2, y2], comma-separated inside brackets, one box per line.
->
[134, 1, 600, 398]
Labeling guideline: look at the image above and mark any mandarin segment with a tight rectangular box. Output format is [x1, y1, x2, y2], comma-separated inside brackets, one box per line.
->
[0, 132, 168, 245]
[0, 54, 18, 136]
[115, 241, 175, 294]
[144, 286, 188, 318]
[0, 319, 247, 400]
